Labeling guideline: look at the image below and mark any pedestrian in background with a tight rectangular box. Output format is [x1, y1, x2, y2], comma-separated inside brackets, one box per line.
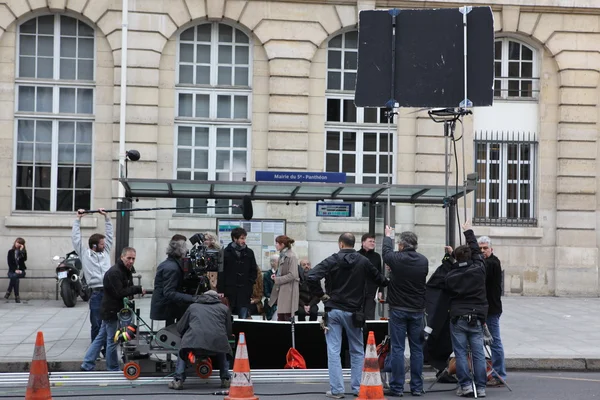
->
[5, 237, 27, 303]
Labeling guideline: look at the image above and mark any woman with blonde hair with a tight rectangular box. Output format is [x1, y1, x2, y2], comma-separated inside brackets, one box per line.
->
[268, 235, 299, 321]
[203, 232, 223, 291]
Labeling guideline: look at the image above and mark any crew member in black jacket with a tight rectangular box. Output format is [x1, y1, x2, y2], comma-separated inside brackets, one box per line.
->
[478, 235, 506, 386]
[151, 234, 197, 325]
[358, 233, 383, 320]
[445, 220, 488, 398]
[382, 226, 429, 397]
[307, 233, 389, 399]
[81, 247, 144, 371]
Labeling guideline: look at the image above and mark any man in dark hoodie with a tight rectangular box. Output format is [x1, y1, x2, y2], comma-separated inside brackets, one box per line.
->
[169, 290, 232, 390]
[445, 220, 488, 398]
[382, 227, 429, 397]
[358, 233, 384, 320]
[308, 233, 389, 399]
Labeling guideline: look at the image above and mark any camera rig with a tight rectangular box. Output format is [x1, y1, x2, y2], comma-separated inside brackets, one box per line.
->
[181, 233, 221, 296]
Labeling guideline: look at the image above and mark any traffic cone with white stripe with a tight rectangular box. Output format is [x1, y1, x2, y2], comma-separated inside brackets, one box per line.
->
[25, 331, 53, 400]
[357, 331, 387, 400]
[224, 332, 258, 400]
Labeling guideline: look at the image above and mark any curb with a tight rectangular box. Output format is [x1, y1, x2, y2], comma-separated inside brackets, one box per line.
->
[1, 358, 599, 373]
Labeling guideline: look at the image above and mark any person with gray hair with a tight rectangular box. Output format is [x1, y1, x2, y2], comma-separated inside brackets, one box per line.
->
[382, 226, 429, 397]
[150, 234, 197, 325]
[478, 235, 507, 387]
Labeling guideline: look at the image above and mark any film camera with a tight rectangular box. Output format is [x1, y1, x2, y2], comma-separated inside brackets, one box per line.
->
[181, 233, 221, 295]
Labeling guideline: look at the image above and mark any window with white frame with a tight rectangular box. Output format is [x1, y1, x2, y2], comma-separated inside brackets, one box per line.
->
[474, 132, 537, 226]
[325, 31, 395, 217]
[175, 23, 251, 215]
[494, 38, 538, 99]
[15, 15, 94, 212]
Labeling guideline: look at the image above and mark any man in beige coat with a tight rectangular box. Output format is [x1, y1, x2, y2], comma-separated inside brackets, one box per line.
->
[268, 235, 299, 321]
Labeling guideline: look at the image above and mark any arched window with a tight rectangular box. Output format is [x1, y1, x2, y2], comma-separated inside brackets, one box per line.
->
[175, 23, 251, 215]
[494, 38, 538, 99]
[325, 31, 395, 217]
[15, 15, 95, 212]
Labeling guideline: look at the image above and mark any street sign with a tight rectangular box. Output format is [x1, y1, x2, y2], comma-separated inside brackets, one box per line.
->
[255, 171, 346, 183]
[316, 203, 353, 217]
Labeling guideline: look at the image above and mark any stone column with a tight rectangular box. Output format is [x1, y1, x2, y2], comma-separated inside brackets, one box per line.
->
[540, 12, 600, 295]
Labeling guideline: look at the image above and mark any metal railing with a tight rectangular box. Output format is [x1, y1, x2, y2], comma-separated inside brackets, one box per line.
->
[473, 131, 538, 227]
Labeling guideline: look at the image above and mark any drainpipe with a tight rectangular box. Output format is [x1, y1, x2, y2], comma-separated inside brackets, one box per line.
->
[118, 0, 129, 199]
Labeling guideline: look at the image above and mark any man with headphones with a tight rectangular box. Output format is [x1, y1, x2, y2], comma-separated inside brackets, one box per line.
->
[72, 208, 114, 351]
[81, 247, 145, 371]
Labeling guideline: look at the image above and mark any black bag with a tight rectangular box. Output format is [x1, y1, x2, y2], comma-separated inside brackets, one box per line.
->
[352, 278, 368, 328]
[352, 310, 366, 328]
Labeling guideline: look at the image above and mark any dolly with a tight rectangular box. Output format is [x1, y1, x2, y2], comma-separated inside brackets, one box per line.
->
[114, 295, 235, 381]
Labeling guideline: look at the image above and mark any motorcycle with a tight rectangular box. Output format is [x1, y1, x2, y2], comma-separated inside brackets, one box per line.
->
[54, 251, 91, 307]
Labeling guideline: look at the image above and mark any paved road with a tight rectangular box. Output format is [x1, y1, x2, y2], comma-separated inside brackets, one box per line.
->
[2, 296, 600, 371]
[1, 372, 600, 399]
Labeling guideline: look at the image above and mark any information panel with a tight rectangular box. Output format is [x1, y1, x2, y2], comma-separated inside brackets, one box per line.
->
[217, 218, 286, 270]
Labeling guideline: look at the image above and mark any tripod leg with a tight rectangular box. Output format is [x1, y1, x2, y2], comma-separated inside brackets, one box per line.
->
[484, 346, 513, 391]
[467, 348, 477, 398]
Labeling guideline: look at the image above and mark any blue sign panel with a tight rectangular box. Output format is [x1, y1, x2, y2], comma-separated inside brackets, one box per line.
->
[316, 203, 353, 218]
[255, 171, 346, 183]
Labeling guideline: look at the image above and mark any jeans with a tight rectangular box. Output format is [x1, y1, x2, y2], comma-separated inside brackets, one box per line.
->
[326, 309, 364, 395]
[89, 291, 103, 343]
[7, 272, 25, 296]
[450, 318, 487, 391]
[81, 320, 119, 371]
[232, 306, 248, 319]
[389, 309, 424, 394]
[486, 314, 507, 380]
[174, 352, 230, 382]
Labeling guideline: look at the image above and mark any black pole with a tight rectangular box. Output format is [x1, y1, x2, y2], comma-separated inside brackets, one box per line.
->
[448, 201, 456, 249]
[115, 199, 132, 264]
[368, 203, 376, 235]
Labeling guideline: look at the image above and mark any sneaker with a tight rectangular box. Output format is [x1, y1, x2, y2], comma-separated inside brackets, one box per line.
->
[411, 390, 425, 396]
[456, 386, 474, 397]
[168, 379, 184, 390]
[487, 378, 504, 387]
[477, 388, 487, 397]
[325, 391, 345, 399]
[220, 378, 230, 388]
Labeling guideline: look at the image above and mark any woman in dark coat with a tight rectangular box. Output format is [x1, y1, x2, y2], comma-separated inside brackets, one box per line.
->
[5, 237, 27, 303]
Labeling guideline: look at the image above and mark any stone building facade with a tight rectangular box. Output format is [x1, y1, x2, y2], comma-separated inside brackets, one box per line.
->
[0, 0, 598, 298]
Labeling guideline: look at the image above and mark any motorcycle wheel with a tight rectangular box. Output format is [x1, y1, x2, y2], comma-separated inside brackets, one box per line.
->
[80, 277, 92, 302]
[61, 279, 77, 308]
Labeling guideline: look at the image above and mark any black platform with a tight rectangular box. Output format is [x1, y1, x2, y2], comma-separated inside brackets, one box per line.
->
[231, 320, 389, 369]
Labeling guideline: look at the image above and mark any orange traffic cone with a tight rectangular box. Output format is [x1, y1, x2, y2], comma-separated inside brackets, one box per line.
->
[357, 331, 387, 400]
[224, 332, 258, 400]
[25, 331, 53, 400]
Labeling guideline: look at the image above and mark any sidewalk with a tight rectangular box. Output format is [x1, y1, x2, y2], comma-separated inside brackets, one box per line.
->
[1, 296, 599, 372]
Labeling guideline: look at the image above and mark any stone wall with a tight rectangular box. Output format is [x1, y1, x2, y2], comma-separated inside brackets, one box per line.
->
[0, 0, 597, 297]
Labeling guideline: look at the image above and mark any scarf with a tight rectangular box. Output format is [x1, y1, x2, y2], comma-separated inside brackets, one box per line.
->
[232, 241, 247, 258]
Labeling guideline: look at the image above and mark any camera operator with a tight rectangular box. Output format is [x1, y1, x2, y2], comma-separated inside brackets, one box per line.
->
[307, 232, 389, 399]
[168, 290, 232, 391]
[445, 220, 488, 398]
[218, 227, 258, 319]
[150, 234, 196, 325]
[382, 226, 429, 397]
